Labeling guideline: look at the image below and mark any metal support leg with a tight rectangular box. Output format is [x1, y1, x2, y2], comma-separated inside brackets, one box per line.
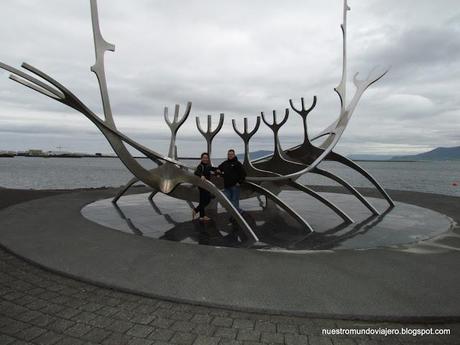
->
[287, 180, 353, 223]
[112, 177, 140, 204]
[313, 168, 380, 216]
[327, 152, 395, 208]
[244, 181, 314, 234]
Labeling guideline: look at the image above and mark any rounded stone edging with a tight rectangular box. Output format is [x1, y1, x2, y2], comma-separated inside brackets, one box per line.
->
[0, 188, 459, 322]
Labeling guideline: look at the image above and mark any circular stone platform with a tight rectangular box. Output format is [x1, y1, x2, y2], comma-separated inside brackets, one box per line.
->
[0, 187, 459, 321]
[81, 191, 453, 251]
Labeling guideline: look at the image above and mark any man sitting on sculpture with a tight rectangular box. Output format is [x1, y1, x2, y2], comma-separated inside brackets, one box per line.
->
[217, 149, 246, 214]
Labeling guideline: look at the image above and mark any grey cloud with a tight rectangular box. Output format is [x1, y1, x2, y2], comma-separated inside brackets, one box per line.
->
[0, 0, 459, 158]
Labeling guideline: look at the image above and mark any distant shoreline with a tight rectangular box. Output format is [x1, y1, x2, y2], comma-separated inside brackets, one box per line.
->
[2, 156, 460, 163]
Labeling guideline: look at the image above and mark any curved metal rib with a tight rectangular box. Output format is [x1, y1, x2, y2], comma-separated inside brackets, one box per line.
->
[90, 0, 116, 128]
[243, 181, 314, 234]
[327, 152, 395, 208]
[112, 177, 140, 204]
[312, 168, 380, 216]
[148, 190, 158, 201]
[287, 180, 353, 223]
[197, 179, 259, 242]
[232, 117, 351, 226]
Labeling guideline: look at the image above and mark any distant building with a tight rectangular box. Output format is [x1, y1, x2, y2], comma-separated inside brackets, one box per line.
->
[26, 149, 45, 156]
[0, 150, 16, 157]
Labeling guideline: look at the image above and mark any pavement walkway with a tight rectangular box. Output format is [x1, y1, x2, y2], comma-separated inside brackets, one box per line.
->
[0, 187, 459, 345]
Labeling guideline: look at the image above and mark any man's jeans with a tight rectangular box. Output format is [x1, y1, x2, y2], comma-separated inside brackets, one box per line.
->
[224, 185, 243, 213]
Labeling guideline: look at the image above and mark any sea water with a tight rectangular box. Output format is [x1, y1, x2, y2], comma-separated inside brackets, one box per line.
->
[0, 157, 459, 197]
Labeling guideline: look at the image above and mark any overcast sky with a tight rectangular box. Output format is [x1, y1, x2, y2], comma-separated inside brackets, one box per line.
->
[0, 0, 459, 157]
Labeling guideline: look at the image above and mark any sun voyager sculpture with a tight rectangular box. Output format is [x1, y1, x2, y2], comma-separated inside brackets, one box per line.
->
[0, 0, 395, 245]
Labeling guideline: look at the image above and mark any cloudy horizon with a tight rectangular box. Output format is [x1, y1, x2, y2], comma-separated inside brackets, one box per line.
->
[0, 0, 459, 158]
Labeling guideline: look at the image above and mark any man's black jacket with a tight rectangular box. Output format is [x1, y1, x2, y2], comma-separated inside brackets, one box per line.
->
[217, 158, 246, 188]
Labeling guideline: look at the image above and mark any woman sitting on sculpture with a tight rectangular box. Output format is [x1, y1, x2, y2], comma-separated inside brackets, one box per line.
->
[192, 152, 217, 221]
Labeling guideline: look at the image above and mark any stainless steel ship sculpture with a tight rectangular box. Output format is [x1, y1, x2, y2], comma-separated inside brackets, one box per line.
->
[0, 0, 394, 244]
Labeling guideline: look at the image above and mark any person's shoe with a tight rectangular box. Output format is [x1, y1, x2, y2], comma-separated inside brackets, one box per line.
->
[203, 216, 212, 221]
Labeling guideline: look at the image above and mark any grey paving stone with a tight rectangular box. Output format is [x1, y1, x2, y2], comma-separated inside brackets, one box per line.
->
[172, 321, 196, 333]
[237, 329, 260, 342]
[0, 334, 17, 345]
[130, 313, 156, 325]
[9, 341, 35, 345]
[64, 323, 93, 338]
[128, 337, 155, 345]
[285, 334, 309, 345]
[101, 332, 133, 345]
[214, 327, 237, 340]
[81, 327, 112, 343]
[79, 302, 103, 313]
[191, 314, 213, 324]
[126, 324, 154, 338]
[3, 292, 25, 301]
[154, 308, 175, 319]
[30, 313, 57, 328]
[33, 331, 64, 345]
[150, 317, 174, 329]
[192, 323, 216, 336]
[219, 341, 243, 345]
[260, 332, 284, 344]
[71, 311, 98, 324]
[47, 318, 76, 333]
[212, 317, 233, 328]
[277, 323, 298, 335]
[331, 338, 360, 345]
[171, 312, 194, 321]
[298, 323, 319, 336]
[15, 310, 42, 323]
[104, 319, 134, 333]
[1, 302, 28, 318]
[87, 315, 115, 329]
[354, 339, 380, 345]
[14, 325, 47, 341]
[55, 336, 88, 345]
[148, 328, 175, 341]
[133, 303, 159, 315]
[192, 335, 220, 345]
[0, 317, 29, 335]
[55, 307, 81, 320]
[95, 305, 119, 318]
[170, 331, 197, 345]
[308, 335, 334, 345]
[233, 319, 255, 330]
[14, 296, 36, 307]
[255, 321, 276, 333]
[26, 300, 49, 311]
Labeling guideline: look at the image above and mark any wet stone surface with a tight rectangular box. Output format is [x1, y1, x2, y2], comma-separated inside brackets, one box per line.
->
[82, 192, 453, 251]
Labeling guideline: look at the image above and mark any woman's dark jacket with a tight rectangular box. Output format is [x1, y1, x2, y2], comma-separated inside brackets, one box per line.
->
[194, 163, 217, 180]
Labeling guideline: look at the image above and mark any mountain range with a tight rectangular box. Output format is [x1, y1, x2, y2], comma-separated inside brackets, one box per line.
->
[390, 146, 460, 161]
[240, 146, 460, 162]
